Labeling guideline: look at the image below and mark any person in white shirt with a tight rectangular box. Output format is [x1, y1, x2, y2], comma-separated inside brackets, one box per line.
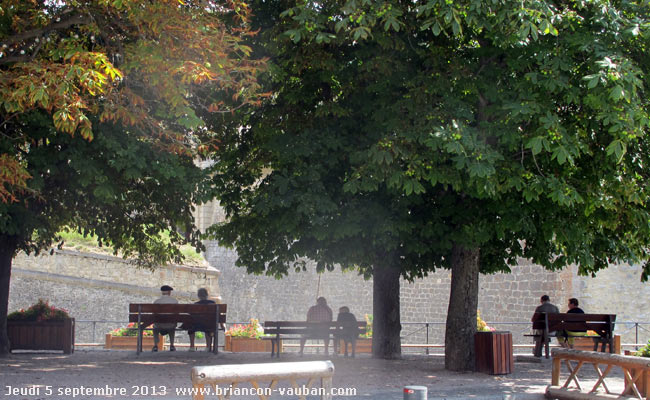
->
[152, 285, 178, 352]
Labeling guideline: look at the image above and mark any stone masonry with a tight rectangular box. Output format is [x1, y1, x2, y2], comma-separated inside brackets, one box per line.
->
[8, 249, 220, 344]
[7, 199, 650, 347]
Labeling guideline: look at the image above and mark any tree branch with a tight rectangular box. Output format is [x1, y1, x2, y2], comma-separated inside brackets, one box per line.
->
[0, 13, 92, 49]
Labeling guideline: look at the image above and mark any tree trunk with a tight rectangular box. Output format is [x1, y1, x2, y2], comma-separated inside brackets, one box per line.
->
[0, 235, 18, 356]
[372, 261, 401, 359]
[444, 243, 480, 371]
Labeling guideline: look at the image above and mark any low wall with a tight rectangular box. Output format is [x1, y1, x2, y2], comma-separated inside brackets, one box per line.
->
[8, 249, 220, 344]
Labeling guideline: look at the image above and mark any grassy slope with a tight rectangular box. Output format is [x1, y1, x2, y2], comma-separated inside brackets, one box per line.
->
[57, 230, 207, 267]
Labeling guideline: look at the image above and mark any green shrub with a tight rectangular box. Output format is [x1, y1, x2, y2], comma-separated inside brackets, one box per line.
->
[8, 299, 70, 321]
[635, 340, 650, 357]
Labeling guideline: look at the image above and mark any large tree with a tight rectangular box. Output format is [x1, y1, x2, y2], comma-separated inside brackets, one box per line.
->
[208, 0, 650, 370]
[0, 0, 265, 355]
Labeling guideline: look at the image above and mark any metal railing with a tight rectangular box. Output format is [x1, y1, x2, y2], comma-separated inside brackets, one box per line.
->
[75, 320, 650, 352]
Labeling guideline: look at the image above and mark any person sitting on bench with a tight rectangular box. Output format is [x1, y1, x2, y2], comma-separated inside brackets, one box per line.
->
[185, 288, 216, 352]
[299, 297, 332, 356]
[335, 306, 360, 357]
[152, 285, 178, 352]
[531, 294, 559, 357]
[560, 297, 586, 348]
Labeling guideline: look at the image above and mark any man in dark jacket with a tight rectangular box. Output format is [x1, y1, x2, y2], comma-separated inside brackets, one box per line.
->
[335, 306, 360, 357]
[532, 295, 559, 357]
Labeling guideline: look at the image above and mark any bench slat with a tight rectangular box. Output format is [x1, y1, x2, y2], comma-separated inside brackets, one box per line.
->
[264, 321, 366, 328]
[128, 315, 217, 325]
[546, 313, 616, 322]
[129, 304, 224, 313]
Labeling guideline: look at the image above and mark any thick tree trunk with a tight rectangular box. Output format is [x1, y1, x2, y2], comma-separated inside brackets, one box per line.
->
[372, 261, 401, 359]
[444, 243, 480, 371]
[0, 235, 18, 356]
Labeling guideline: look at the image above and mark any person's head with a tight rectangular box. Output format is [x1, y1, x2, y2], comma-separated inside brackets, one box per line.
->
[568, 298, 579, 309]
[160, 285, 174, 295]
[339, 306, 350, 314]
[197, 288, 208, 300]
[540, 295, 550, 303]
[316, 297, 327, 306]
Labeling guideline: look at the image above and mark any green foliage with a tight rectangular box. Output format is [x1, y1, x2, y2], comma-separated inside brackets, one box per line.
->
[360, 314, 373, 339]
[109, 323, 153, 337]
[7, 299, 70, 321]
[476, 311, 494, 332]
[225, 318, 266, 339]
[57, 229, 206, 266]
[635, 340, 650, 358]
[209, 0, 650, 283]
[0, 112, 210, 268]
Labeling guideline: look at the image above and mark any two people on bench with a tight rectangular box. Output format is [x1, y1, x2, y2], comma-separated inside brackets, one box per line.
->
[152, 286, 216, 352]
[532, 295, 589, 356]
[299, 297, 361, 357]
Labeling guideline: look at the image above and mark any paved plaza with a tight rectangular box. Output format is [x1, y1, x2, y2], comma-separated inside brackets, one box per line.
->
[0, 349, 631, 400]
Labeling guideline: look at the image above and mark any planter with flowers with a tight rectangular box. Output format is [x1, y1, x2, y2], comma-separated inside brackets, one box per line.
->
[7, 299, 75, 354]
[225, 319, 277, 352]
[105, 323, 163, 350]
[474, 311, 513, 375]
[338, 314, 372, 355]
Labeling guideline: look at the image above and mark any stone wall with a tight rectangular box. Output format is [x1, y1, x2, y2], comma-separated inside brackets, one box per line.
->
[205, 241, 582, 344]
[8, 232, 650, 347]
[206, 236, 648, 346]
[571, 263, 650, 345]
[8, 250, 221, 343]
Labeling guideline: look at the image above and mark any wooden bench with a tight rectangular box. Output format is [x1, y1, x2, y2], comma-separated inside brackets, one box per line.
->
[263, 321, 367, 358]
[531, 312, 616, 359]
[129, 303, 227, 354]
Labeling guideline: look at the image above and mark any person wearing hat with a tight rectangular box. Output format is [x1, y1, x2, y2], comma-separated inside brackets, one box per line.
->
[152, 285, 178, 352]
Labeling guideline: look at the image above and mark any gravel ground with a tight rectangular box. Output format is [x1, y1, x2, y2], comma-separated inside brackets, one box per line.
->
[0, 349, 627, 400]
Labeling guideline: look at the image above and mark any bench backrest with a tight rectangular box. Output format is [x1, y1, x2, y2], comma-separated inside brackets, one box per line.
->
[264, 321, 367, 335]
[128, 303, 227, 327]
[532, 312, 616, 336]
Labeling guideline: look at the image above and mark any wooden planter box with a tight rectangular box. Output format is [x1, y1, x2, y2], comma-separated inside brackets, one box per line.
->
[337, 338, 372, 354]
[475, 331, 514, 375]
[104, 334, 163, 350]
[225, 336, 277, 352]
[7, 318, 75, 354]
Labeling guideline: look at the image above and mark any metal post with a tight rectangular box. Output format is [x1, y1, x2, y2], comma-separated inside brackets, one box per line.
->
[92, 321, 96, 344]
[425, 323, 429, 355]
[636, 322, 639, 350]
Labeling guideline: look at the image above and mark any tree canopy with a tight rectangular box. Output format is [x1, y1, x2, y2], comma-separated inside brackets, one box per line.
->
[208, 0, 650, 369]
[0, 0, 267, 202]
[0, 0, 266, 355]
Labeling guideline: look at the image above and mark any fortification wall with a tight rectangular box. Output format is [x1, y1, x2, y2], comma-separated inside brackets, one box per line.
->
[8, 250, 220, 343]
[205, 241, 584, 344]
[8, 217, 649, 347]
[200, 201, 649, 345]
